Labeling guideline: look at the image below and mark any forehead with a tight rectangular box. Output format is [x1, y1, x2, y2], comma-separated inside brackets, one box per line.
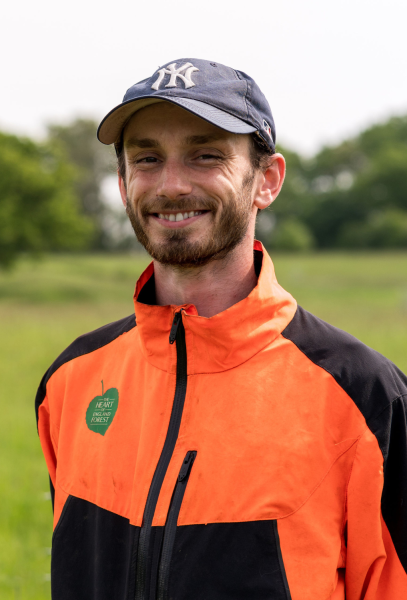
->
[122, 101, 247, 148]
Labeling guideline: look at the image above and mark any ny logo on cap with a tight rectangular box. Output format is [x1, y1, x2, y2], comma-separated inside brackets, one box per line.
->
[151, 62, 199, 91]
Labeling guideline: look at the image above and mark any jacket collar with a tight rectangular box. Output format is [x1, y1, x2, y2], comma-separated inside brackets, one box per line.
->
[133, 241, 297, 375]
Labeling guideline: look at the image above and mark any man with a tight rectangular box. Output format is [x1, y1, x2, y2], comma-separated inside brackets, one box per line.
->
[36, 58, 407, 599]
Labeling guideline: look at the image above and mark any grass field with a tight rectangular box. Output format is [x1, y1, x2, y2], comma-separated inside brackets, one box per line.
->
[0, 251, 406, 599]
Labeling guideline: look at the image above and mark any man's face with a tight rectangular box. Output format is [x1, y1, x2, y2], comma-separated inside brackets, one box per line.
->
[120, 102, 259, 267]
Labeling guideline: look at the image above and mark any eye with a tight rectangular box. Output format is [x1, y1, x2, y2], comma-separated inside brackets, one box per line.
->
[136, 156, 159, 164]
[197, 153, 222, 161]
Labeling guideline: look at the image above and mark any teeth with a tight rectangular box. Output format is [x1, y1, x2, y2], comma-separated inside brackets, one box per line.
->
[157, 210, 204, 222]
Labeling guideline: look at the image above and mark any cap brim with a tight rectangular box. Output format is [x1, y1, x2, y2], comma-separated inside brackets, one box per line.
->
[97, 96, 257, 145]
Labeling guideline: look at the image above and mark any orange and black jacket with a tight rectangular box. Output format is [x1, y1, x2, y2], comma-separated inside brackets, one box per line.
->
[36, 242, 407, 599]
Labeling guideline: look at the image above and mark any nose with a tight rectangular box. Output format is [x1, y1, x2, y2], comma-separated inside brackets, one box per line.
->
[155, 159, 193, 200]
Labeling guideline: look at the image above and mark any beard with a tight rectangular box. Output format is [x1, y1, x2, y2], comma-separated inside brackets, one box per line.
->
[125, 171, 255, 268]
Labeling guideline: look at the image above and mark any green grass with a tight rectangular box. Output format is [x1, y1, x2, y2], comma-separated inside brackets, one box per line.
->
[0, 251, 406, 599]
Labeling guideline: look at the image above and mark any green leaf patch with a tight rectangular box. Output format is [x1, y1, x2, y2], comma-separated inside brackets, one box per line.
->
[86, 382, 119, 436]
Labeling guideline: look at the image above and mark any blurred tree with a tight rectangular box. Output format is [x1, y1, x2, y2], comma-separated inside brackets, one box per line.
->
[300, 116, 407, 248]
[338, 209, 407, 249]
[256, 144, 315, 252]
[0, 131, 93, 268]
[47, 118, 115, 248]
[269, 218, 315, 252]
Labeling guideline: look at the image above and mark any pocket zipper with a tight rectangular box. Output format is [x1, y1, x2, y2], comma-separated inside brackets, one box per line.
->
[156, 450, 197, 600]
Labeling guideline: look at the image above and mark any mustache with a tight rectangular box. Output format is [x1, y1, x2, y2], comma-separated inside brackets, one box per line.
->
[136, 196, 219, 217]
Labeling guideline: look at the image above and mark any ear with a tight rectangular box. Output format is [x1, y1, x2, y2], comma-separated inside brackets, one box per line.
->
[118, 171, 127, 207]
[253, 153, 286, 210]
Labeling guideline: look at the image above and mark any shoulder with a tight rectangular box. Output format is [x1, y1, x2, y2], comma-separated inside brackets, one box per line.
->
[35, 314, 136, 420]
[281, 306, 407, 434]
[283, 311, 407, 577]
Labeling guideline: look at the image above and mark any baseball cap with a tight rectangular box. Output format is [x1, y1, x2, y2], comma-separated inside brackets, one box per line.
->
[97, 58, 276, 151]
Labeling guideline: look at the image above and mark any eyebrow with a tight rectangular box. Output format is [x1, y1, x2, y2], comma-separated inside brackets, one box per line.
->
[124, 137, 160, 149]
[124, 133, 228, 150]
[184, 134, 227, 145]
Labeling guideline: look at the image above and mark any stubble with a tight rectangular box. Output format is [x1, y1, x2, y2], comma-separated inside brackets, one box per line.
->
[126, 171, 255, 268]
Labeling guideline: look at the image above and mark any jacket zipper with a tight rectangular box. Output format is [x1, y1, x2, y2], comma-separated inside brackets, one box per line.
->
[135, 311, 187, 600]
[156, 451, 197, 600]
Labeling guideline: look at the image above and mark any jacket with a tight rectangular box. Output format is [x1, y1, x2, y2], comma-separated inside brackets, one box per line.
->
[36, 242, 407, 599]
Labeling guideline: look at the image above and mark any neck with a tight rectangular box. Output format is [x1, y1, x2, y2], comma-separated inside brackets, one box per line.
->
[153, 235, 258, 318]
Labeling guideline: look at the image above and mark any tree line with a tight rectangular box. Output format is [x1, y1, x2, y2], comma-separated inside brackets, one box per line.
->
[258, 115, 407, 251]
[1, 115, 407, 267]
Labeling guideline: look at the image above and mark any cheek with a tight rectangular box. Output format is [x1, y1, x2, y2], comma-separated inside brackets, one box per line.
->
[127, 173, 152, 203]
[195, 173, 237, 203]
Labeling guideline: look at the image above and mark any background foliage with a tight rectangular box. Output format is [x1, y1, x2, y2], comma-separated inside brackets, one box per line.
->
[47, 119, 113, 249]
[0, 131, 94, 267]
[257, 115, 407, 251]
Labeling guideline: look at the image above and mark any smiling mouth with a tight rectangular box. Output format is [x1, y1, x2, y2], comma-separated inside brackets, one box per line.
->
[153, 210, 208, 222]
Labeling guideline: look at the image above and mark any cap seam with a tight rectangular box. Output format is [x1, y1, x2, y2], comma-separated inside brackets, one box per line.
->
[234, 69, 250, 122]
[230, 68, 241, 82]
[245, 78, 260, 129]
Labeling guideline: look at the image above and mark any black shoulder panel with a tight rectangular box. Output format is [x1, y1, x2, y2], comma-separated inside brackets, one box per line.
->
[35, 313, 136, 423]
[281, 306, 407, 572]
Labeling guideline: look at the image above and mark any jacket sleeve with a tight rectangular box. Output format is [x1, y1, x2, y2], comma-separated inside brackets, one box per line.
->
[37, 392, 57, 497]
[345, 394, 407, 599]
[36, 364, 58, 512]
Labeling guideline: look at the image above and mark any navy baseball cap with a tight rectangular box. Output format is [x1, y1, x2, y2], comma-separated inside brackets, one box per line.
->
[97, 58, 276, 151]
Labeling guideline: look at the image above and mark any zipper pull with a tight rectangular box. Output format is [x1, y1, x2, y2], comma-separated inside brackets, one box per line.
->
[169, 311, 182, 344]
[178, 451, 197, 482]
